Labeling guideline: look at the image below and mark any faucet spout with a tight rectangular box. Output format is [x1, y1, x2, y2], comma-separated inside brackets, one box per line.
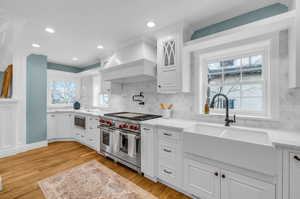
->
[210, 93, 236, 126]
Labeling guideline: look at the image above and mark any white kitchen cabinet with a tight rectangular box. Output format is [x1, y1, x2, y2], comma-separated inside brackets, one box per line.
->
[85, 116, 100, 151]
[184, 158, 220, 199]
[56, 113, 73, 139]
[289, 153, 300, 199]
[221, 170, 275, 199]
[184, 157, 275, 199]
[156, 23, 192, 93]
[157, 33, 180, 93]
[74, 126, 86, 144]
[47, 113, 57, 140]
[47, 113, 73, 140]
[157, 127, 183, 188]
[141, 125, 156, 180]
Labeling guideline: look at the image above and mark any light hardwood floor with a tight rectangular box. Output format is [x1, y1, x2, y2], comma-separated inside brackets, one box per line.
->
[0, 142, 190, 199]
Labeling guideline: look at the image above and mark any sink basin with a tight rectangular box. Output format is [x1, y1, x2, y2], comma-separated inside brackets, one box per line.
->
[183, 123, 277, 176]
[222, 128, 272, 146]
[188, 123, 225, 137]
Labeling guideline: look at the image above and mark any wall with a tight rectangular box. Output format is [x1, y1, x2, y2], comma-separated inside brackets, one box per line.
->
[26, 54, 48, 144]
[107, 30, 300, 132]
[191, 3, 288, 40]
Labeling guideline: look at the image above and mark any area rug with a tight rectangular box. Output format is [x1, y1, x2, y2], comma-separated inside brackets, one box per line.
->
[38, 160, 157, 199]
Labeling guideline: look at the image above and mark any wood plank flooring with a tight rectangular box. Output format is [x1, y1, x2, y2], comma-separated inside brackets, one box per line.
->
[0, 142, 190, 199]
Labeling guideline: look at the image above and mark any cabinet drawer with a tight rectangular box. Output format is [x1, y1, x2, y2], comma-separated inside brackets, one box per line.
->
[158, 128, 180, 140]
[159, 164, 177, 184]
[159, 141, 177, 162]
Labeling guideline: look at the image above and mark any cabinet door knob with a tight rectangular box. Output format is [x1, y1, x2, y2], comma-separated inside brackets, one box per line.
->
[214, 172, 219, 177]
[158, 85, 161, 88]
[221, 174, 226, 179]
[294, 156, 300, 162]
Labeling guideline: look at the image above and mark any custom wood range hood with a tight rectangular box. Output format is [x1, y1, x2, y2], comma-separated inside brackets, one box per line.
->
[100, 38, 157, 83]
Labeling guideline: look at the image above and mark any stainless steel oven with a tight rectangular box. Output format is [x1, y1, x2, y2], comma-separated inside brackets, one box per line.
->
[100, 125, 115, 156]
[99, 113, 161, 173]
[115, 130, 141, 171]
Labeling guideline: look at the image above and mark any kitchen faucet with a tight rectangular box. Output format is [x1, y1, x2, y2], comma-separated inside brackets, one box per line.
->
[210, 93, 236, 127]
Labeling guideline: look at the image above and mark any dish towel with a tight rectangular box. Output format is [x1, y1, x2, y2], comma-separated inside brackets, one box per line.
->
[113, 130, 120, 153]
[127, 133, 136, 158]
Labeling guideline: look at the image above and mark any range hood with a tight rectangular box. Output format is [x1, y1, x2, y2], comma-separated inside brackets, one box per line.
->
[100, 38, 157, 83]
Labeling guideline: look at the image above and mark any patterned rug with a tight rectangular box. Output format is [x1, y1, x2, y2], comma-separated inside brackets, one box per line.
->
[38, 160, 157, 199]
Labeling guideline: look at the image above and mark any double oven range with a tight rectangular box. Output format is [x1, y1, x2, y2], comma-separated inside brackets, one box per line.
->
[99, 112, 161, 173]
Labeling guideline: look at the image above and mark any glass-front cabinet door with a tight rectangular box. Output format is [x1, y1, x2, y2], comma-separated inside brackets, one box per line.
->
[157, 33, 179, 93]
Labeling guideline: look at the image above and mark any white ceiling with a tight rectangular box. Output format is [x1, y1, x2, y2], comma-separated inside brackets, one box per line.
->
[0, 0, 288, 67]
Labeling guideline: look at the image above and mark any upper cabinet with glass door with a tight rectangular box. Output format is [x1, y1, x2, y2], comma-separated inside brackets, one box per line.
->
[156, 23, 192, 93]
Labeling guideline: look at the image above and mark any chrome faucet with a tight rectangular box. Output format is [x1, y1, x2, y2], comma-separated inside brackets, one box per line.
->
[210, 93, 236, 127]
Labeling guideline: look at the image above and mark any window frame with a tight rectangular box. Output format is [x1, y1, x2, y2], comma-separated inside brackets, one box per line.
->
[92, 74, 110, 108]
[196, 39, 279, 119]
[47, 71, 80, 108]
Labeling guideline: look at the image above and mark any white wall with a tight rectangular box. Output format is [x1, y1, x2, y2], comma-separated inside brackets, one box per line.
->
[107, 30, 300, 132]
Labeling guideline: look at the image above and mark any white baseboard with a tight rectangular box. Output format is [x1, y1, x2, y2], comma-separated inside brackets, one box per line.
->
[18, 141, 48, 153]
[0, 146, 18, 158]
[0, 141, 48, 158]
[48, 138, 75, 143]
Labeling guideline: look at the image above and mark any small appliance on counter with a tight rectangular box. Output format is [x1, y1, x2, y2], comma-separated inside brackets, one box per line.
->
[73, 101, 81, 110]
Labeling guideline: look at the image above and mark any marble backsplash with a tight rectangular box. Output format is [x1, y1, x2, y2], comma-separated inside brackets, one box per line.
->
[105, 31, 300, 133]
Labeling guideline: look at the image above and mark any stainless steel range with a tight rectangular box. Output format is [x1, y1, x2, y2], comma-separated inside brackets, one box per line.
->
[99, 112, 161, 173]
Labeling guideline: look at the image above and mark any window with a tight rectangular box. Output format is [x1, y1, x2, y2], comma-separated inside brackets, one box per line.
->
[207, 54, 264, 112]
[93, 75, 109, 107]
[49, 81, 77, 105]
[198, 41, 274, 117]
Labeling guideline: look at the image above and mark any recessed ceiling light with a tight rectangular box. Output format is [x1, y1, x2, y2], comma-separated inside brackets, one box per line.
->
[32, 43, 40, 48]
[147, 21, 156, 28]
[97, 45, 104, 49]
[72, 57, 78, 61]
[45, 27, 55, 34]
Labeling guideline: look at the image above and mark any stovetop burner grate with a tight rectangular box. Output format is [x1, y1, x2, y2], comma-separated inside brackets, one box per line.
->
[104, 112, 162, 121]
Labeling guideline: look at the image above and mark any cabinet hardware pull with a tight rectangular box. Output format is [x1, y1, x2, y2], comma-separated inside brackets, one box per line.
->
[143, 128, 151, 131]
[163, 149, 172, 153]
[163, 133, 172, 136]
[221, 174, 226, 179]
[214, 172, 219, 177]
[163, 169, 172, 174]
[294, 156, 300, 162]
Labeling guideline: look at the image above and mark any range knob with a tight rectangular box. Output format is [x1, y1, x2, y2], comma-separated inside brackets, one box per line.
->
[129, 125, 134, 130]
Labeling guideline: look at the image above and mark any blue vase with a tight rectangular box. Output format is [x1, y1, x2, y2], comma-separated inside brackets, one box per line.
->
[73, 101, 80, 110]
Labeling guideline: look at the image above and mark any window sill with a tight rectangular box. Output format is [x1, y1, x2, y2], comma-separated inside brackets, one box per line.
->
[197, 112, 278, 122]
[92, 105, 111, 110]
[48, 104, 73, 108]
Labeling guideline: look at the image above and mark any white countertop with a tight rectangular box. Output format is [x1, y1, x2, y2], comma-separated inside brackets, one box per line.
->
[141, 118, 197, 130]
[47, 109, 110, 117]
[142, 117, 300, 150]
[47, 110, 300, 149]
